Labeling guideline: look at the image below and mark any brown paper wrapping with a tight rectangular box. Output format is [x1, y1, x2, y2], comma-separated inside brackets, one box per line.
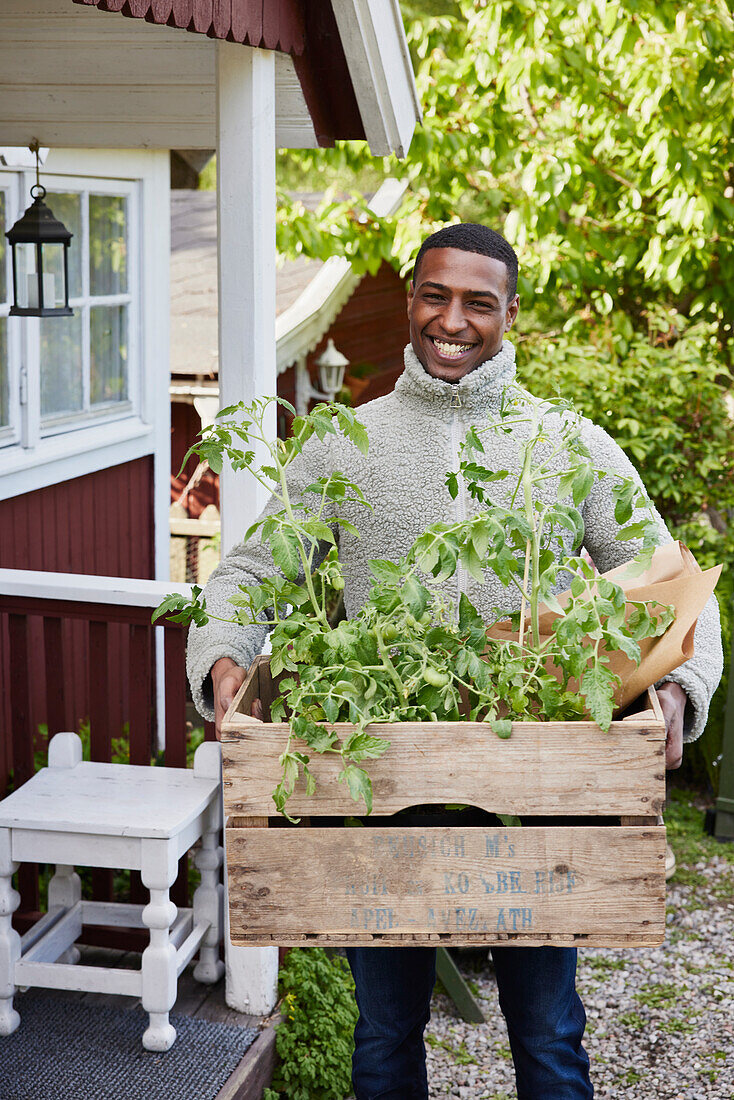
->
[486, 542, 721, 710]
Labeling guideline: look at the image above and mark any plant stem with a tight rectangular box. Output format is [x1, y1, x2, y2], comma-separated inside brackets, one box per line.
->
[373, 624, 408, 700]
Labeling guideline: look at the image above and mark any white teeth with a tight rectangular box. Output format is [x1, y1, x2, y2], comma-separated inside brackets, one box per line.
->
[433, 339, 472, 358]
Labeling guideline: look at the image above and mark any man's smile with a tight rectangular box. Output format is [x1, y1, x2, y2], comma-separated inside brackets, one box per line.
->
[428, 336, 478, 361]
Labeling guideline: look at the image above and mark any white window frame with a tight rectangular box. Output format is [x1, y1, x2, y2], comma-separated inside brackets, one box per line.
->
[3, 171, 140, 443]
[0, 149, 170, 566]
[0, 174, 22, 449]
[31, 174, 140, 438]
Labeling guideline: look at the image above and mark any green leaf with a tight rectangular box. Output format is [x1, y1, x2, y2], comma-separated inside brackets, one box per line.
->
[616, 521, 650, 541]
[369, 558, 403, 584]
[342, 730, 390, 762]
[335, 518, 360, 537]
[339, 765, 373, 814]
[581, 665, 619, 731]
[270, 528, 300, 581]
[491, 718, 513, 739]
[152, 593, 194, 624]
[302, 518, 336, 545]
[347, 420, 369, 456]
[402, 575, 429, 617]
[572, 466, 595, 506]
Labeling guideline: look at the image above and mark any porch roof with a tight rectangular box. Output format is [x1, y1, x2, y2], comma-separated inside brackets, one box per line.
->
[63, 0, 421, 155]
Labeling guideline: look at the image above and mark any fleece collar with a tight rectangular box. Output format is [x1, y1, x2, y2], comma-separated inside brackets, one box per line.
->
[395, 341, 517, 415]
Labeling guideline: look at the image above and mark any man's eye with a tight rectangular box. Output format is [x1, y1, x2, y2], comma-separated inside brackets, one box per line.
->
[470, 301, 491, 309]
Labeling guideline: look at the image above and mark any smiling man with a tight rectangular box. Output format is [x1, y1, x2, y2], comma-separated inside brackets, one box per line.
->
[188, 222, 722, 1100]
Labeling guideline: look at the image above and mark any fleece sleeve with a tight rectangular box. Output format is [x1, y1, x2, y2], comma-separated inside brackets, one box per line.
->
[186, 436, 337, 721]
[579, 419, 723, 742]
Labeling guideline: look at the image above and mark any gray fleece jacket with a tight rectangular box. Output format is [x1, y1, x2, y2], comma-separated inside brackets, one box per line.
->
[187, 340, 722, 740]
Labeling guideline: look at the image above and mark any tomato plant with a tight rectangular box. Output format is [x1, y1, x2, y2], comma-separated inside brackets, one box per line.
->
[157, 393, 673, 820]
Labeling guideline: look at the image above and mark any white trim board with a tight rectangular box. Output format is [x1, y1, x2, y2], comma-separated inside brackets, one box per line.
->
[0, 567, 193, 607]
[331, 0, 422, 157]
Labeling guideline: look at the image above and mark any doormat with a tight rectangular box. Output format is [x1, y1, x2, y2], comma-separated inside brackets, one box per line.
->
[0, 988, 260, 1100]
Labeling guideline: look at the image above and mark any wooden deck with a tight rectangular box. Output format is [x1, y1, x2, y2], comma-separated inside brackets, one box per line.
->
[16, 945, 278, 1100]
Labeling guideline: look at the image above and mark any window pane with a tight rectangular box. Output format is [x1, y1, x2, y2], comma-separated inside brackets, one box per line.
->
[45, 192, 82, 299]
[0, 317, 8, 428]
[91, 304, 128, 404]
[41, 309, 83, 418]
[0, 191, 6, 303]
[90, 194, 127, 296]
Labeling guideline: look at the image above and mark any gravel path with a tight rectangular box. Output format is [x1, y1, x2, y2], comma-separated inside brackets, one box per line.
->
[425, 852, 734, 1099]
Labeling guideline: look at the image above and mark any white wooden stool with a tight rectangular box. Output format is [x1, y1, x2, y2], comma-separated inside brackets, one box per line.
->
[0, 732, 224, 1051]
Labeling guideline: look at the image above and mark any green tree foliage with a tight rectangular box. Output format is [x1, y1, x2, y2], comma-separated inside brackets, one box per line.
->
[263, 948, 358, 1100]
[274, 0, 733, 791]
[278, 0, 734, 345]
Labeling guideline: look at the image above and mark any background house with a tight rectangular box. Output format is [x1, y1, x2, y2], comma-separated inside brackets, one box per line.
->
[168, 180, 410, 581]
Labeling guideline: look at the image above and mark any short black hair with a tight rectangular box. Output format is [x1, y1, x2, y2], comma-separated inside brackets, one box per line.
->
[412, 223, 519, 301]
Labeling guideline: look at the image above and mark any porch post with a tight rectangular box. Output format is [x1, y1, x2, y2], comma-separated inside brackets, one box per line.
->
[216, 41, 279, 1015]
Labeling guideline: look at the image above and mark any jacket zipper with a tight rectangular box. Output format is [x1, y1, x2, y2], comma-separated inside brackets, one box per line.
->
[450, 391, 466, 606]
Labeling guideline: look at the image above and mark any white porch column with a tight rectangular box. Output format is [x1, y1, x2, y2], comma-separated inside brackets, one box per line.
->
[216, 40, 279, 1016]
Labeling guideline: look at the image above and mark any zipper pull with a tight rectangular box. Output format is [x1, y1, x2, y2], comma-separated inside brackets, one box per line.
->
[450, 391, 462, 409]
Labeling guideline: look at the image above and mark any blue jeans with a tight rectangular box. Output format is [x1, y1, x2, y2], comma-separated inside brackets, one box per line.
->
[346, 946, 593, 1100]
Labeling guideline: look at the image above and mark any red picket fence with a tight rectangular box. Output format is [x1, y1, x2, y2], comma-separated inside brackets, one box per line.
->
[0, 569, 215, 948]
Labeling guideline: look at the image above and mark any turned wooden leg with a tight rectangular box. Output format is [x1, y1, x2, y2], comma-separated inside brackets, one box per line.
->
[193, 801, 225, 985]
[141, 839, 178, 1051]
[48, 864, 82, 964]
[0, 829, 21, 1036]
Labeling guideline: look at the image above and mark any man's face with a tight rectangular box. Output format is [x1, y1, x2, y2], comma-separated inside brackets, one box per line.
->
[407, 248, 519, 382]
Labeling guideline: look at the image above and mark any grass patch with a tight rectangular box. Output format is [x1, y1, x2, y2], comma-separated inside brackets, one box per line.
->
[633, 981, 680, 1009]
[586, 955, 628, 972]
[658, 1014, 698, 1034]
[425, 1035, 477, 1066]
[617, 1011, 645, 1028]
[666, 789, 734, 873]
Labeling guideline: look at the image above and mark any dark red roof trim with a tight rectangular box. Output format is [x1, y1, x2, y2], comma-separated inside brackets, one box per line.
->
[71, 0, 366, 145]
[72, 0, 305, 52]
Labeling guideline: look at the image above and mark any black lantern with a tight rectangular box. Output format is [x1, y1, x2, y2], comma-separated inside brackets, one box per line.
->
[5, 146, 73, 318]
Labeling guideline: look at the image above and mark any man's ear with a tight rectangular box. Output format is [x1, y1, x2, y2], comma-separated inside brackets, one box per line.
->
[506, 294, 520, 329]
[406, 279, 415, 318]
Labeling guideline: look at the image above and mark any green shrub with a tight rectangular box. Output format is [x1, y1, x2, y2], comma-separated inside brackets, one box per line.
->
[264, 948, 358, 1100]
[516, 311, 733, 793]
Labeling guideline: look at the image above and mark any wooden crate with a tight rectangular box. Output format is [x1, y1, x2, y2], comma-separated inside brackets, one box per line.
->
[221, 655, 667, 948]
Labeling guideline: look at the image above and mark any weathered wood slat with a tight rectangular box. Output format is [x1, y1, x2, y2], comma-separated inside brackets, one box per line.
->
[128, 623, 152, 766]
[222, 720, 665, 818]
[8, 613, 34, 790]
[164, 627, 188, 769]
[226, 825, 666, 947]
[231, 932, 666, 948]
[43, 617, 68, 736]
[88, 619, 113, 902]
[88, 620, 110, 763]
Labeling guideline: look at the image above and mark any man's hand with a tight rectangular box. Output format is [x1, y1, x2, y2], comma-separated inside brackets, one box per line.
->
[211, 657, 264, 740]
[212, 657, 247, 740]
[657, 682, 687, 770]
